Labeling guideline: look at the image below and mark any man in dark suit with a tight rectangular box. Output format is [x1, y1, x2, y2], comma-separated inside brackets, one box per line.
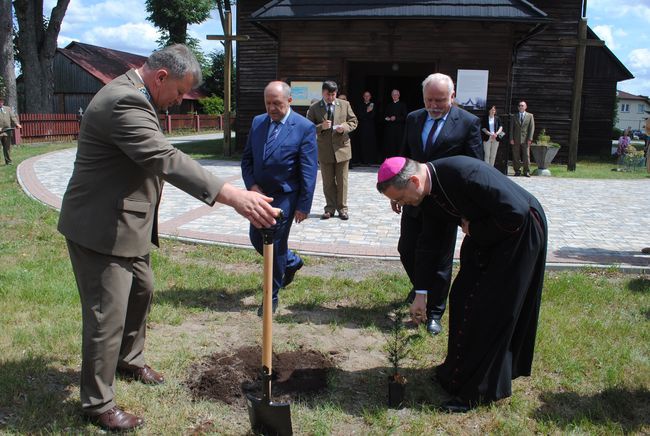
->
[306, 81, 358, 220]
[377, 156, 546, 413]
[242, 81, 318, 315]
[395, 73, 483, 335]
[58, 44, 279, 431]
[509, 101, 535, 177]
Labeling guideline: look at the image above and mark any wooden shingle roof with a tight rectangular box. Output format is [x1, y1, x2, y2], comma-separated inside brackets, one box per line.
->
[251, 0, 549, 22]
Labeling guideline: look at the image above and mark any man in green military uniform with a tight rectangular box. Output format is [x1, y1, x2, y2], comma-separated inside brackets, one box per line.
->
[0, 95, 22, 165]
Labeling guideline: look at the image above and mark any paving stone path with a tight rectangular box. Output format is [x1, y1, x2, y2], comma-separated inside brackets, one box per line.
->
[17, 135, 650, 271]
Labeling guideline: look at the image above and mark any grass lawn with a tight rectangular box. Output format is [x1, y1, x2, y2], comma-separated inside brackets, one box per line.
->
[548, 157, 649, 179]
[0, 141, 648, 434]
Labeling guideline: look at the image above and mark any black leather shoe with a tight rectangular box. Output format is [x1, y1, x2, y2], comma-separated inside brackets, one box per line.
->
[117, 364, 165, 385]
[524, 172, 531, 178]
[513, 171, 521, 177]
[339, 212, 349, 220]
[88, 406, 144, 431]
[438, 398, 473, 413]
[426, 318, 442, 335]
[642, 247, 650, 254]
[321, 212, 332, 220]
[282, 259, 304, 287]
[257, 300, 278, 317]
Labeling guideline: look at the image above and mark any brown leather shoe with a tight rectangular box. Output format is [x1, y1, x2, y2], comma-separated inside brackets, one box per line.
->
[117, 364, 165, 385]
[89, 406, 144, 431]
[321, 212, 332, 220]
[339, 212, 349, 220]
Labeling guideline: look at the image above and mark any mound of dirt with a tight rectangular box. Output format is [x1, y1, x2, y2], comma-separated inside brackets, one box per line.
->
[186, 345, 336, 406]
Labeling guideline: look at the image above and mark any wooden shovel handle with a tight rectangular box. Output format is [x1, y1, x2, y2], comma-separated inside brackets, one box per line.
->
[262, 242, 273, 372]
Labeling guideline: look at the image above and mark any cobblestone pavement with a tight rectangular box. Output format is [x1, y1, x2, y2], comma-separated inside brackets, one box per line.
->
[17, 137, 650, 270]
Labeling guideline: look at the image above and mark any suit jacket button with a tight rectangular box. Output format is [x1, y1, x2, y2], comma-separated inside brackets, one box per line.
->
[202, 191, 209, 198]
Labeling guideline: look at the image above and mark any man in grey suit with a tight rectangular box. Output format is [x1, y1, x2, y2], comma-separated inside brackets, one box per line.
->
[509, 100, 535, 177]
[58, 45, 278, 431]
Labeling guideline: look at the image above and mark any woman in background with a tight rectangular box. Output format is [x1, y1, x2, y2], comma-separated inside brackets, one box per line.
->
[481, 105, 503, 166]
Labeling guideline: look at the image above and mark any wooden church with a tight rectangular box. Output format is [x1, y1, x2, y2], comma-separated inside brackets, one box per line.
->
[235, 0, 632, 167]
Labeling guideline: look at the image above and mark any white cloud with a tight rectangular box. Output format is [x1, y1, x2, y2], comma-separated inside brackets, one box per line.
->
[82, 22, 161, 55]
[589, 0, 650, 23]
[63, 0, 147, 25]
[629, 48, 650, 72]
[592, 25, 618, 49]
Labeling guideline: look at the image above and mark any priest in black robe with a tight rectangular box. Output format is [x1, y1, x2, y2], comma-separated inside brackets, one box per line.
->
[376, 155, 547, 413]
[383, 89, 408, 158]
[354, 91, 378, 164]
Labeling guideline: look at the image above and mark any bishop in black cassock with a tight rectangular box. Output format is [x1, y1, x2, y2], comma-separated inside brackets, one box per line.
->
[377, 155, 547, 412]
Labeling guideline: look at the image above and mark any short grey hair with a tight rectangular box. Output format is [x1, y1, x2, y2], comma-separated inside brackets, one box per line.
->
[145, 44, 202, 87]
[376, 158, 419, 193]
[422, 73, 454, 95]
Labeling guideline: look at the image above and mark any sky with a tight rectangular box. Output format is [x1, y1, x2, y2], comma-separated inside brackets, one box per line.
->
[42, 0, 650, 97]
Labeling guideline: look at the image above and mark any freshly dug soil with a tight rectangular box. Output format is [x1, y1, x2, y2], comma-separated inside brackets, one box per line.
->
[186, 345, 336, 407]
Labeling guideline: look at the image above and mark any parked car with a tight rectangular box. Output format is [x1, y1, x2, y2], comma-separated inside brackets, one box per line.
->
[631, 130, 647, 140]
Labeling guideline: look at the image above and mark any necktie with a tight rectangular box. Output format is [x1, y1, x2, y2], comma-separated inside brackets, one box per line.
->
[137, 86, 152, 102]
[264, 121, 280, 159]
[425, 118, 441, 150]
[520, 113, 524, 123]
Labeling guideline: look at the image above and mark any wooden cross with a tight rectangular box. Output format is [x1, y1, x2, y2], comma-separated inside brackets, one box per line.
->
[207, 10, 249, 157]
[558, 18, 604, 171]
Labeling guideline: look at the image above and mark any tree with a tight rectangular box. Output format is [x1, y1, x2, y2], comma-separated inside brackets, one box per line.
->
[0, 0, 16, 107]
[202, 50, 236, 104]
[145, 0, 215, 46]
[13, 0, 70, 113]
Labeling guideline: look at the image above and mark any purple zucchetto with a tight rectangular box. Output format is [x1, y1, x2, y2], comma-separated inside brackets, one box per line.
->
[377, 157, 407, 183]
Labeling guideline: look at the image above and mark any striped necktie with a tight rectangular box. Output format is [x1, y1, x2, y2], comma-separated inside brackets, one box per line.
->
[264, 121, 281, 159]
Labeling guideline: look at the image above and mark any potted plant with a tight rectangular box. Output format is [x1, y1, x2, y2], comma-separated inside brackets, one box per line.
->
[531, 129, 561, 175]
[384, 305, 416, 408]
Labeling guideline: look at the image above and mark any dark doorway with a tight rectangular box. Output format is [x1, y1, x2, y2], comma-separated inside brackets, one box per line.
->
[347, 61, 435, 163]
[346, 61, 435, 115]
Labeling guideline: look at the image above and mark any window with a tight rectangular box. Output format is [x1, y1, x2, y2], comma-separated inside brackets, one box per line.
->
[621, 103, 630, 113]
[638, 104, 646, 114]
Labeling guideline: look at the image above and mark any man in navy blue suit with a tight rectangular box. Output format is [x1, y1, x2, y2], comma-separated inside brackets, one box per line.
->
[394, 73, 483, 336]
[242, 81, 318, 315]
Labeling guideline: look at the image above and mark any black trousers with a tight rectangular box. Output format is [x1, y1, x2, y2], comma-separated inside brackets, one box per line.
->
[398, 210, 453, 319]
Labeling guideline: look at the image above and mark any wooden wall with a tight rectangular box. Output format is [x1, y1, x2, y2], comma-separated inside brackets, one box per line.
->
[512, 0, 622, 158]
[239, 0, 623, 158]
[581, 45, 627, 155]
[53, 53, 103, 114]
[237, 12, 529, 155]
[274, 19, 518, 109]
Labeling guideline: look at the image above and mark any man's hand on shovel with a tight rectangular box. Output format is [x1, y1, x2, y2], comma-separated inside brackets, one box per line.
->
[216, 184, 281, 228]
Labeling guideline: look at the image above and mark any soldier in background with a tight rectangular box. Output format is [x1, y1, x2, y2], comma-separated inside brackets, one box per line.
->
[0, 95, 22, 165]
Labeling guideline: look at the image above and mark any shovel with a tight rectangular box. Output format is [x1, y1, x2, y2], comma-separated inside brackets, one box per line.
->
[247, 220, 292, 436]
